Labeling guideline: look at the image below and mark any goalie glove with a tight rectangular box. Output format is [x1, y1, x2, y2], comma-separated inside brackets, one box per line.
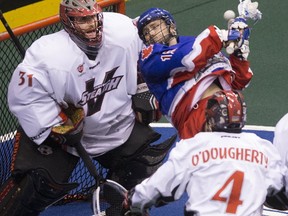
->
[50, 105, 84, 147]
[132, 73, 162, 125]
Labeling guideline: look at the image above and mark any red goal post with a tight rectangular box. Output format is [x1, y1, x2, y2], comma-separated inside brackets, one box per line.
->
[0, 0, 125, 205]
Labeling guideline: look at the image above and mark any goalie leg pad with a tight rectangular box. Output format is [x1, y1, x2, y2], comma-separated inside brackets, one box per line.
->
[0, 168, 78, 216]
[107, 134, 177, 190]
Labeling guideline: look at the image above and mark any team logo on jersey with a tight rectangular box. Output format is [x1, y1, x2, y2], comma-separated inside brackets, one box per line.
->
[142, 45, 153, 60]
[89, 61, 100, 69]
[77, 63, 84, 73]
[79, 66, 122, 116]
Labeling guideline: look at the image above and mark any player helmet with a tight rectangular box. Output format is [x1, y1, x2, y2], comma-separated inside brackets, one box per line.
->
[60, 0, 103, 56]
[137, 8, 177, 45]
[205, 90, 246, 133]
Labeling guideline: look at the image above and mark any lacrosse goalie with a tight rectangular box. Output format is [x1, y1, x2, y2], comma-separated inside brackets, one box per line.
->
[0, 0, 176, 215]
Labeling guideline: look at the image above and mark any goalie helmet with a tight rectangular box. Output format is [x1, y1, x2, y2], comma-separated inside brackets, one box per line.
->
[137, 8, 177, 45]
[205, 90, 246, 133]
[60, 0, 103, 56]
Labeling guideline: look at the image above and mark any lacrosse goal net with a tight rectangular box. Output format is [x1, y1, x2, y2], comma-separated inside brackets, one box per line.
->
[0, 0, 125, 205]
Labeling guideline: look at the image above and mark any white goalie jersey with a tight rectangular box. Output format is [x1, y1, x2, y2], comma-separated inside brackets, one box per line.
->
[130, 132, 286, 215]
[8, 12, 143, 156]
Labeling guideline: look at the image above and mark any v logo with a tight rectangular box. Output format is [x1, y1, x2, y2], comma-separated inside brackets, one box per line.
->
[89, 62, 100, 69]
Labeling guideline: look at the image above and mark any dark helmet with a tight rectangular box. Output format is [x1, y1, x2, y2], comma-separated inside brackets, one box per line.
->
[137, 8, 177, 45]
[59, 0, 103, 56]
[205, 90, 246, 133]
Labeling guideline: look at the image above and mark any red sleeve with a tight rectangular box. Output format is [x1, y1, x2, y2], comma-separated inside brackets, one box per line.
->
[230, 55, 253, 89]
[175, 26, 223, 83]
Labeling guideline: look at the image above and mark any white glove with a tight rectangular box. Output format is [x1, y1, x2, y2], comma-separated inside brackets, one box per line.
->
[229, 17, 248, 30]
[238, 0, 262, 21]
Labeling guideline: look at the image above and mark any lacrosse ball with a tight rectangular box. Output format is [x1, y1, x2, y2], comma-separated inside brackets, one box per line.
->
[223, 10, 236, 21]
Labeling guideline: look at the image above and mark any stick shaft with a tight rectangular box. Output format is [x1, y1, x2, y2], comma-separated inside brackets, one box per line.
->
[0, 9, 26, 58]
[74, 142, 104, 185]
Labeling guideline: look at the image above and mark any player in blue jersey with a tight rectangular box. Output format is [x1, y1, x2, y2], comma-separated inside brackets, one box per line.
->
[136, 7, 253, 139]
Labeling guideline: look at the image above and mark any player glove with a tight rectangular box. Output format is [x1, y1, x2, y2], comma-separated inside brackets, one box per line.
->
[121, 188, 150, 216]
[50, 105, 84, 147]
[221, 29, 241, 47]
[132, 72, 162, 125]
[238, 0, 262, 21]
[229, 17, 251, 60]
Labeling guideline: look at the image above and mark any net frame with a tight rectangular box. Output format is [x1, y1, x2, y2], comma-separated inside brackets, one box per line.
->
[0, 0, 125, 205]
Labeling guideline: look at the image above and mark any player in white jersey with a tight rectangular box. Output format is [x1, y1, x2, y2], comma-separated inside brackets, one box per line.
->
[273, 113, 288, 167]
[263, 113, 288, 210]
[122, 90, 287, 216]
[0, 1, 176, 215]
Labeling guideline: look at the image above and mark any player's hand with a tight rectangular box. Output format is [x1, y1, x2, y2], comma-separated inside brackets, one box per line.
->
[221, 29, 241, 48]
[121, 189, 149, 216]
[230, 17, 250, 46]
[228, 17, 251, 59]
[121, 192, 132, 216]
[50, 105, 84, 147]
[229, 17, 248, 29]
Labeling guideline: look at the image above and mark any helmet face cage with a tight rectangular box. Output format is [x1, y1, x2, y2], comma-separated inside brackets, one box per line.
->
[60, 0, 103, 54]
[137, 8, 177, 45]
[205, 90, 246, 133]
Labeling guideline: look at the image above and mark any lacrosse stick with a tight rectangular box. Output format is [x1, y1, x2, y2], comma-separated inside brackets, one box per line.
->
[224, 0, 262, 54]
[0, 9, 26, 58]
[74, 142, 127, 216]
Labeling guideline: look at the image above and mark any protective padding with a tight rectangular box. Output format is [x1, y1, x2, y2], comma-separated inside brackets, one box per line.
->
[108, 134, 177, 190]
[0, 169, 78, 216]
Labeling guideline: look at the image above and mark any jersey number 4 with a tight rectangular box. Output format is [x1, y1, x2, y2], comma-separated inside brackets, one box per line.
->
[212, 171, 244, 214]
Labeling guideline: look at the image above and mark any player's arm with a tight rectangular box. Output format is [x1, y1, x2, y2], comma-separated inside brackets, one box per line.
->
[181, 25, 241, 74]
[220, 16, 253, 90]
[8, 50, 82, 146]
[264, 143, 288, 210]
[229, 55, 253, 90]
[122, 148, 190, 215]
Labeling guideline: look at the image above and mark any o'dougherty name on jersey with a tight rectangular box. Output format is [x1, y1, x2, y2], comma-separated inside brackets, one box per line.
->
[191, 147, 269, 168]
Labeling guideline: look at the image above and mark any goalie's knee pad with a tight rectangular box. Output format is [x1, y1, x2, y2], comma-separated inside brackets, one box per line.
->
[108, 134, 177, 190]
[0, 168, 78, 216]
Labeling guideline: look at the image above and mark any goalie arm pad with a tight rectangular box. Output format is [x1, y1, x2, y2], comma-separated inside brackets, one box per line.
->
[50, 105, 84, 146]
[132, 72, 162, 125]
